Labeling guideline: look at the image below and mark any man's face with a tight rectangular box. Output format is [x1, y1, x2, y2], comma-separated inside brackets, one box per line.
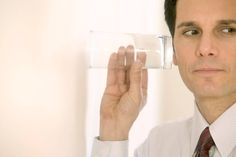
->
[173, 0, 236, 100]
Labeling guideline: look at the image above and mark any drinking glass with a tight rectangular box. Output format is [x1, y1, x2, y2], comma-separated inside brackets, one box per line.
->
[88, 31, 173, 69]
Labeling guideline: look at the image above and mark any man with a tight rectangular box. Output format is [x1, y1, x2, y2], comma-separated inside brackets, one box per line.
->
[91, 0, 236, 156]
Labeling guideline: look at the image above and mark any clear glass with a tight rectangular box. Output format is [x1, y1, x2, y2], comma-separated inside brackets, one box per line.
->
[88, 31, 173, 69]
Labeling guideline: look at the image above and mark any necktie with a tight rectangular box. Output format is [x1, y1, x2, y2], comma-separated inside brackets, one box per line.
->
[194, 127, 215, 157]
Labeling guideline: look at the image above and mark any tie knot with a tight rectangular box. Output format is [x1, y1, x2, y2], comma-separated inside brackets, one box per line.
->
[194, 127, 215, 157]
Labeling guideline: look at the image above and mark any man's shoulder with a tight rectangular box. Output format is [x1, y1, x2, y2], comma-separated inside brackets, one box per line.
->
[148, 116, 193, 139]
[135, 117, 193, 155]
[135, 117, 193, 154]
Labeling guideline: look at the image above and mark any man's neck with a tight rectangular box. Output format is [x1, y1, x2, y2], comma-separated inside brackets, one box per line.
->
[196, 95, 236, 124]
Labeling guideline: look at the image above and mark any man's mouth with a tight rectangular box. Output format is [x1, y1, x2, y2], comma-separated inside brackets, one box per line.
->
[193, 68, 225, 76]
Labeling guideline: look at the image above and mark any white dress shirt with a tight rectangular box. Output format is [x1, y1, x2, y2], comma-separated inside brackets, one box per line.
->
[91, 103, 236, 157]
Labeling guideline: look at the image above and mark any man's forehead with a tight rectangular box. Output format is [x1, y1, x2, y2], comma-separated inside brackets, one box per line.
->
[176, 0, 236, 9]
[175, 0, 236, 27]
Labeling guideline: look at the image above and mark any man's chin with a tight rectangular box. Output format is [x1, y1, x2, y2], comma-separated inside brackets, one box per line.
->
[192, 87, 224, 99]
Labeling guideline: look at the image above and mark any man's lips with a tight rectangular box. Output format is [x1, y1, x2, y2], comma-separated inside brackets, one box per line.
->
[193, 68, 225, 76]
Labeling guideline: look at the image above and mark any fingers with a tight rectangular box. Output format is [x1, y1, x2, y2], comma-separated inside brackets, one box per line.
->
[125, 45, 135, 84]
[117, 47, 126, 85]
[136, 51, 146, 66]
[106, 53, 117, 86]
[128, 52, 148, 107]
[129, 52, 147, 90]
[125, 45, 135, 67]
[106, 46, 128, 87]
[106, 46, 148, 94]
[137, 52, 148, 92]
[141, 69, 148, 96]
[137, 52, 148, 110]
[129, 59, 144, 98]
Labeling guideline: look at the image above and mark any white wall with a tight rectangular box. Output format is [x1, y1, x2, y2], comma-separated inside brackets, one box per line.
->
[159, 67, 194, 122]
[0, 0, 88, 156]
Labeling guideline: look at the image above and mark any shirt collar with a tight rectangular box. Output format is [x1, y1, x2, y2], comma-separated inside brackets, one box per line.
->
[191, 102, 236, 157]
[210, 103, 236, 157]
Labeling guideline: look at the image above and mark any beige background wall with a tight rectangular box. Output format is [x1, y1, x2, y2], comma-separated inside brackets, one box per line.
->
[0, 0, 88, 156]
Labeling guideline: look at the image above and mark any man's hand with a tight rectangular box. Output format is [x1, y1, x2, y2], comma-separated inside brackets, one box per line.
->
[99, 45, 148, 141]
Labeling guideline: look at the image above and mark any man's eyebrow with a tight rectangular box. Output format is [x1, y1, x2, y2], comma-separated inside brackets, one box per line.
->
[177, 20, 236, 29]
[176, 22, 198, 29]
[217, 19, 236, 25]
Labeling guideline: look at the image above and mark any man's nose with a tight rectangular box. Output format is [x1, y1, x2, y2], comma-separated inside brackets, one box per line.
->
[196, 34, 219, 57]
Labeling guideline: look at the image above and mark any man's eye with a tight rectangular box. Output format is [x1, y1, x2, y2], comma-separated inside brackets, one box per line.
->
[183, 30, 199, 36]
[221, 27, 236, 33]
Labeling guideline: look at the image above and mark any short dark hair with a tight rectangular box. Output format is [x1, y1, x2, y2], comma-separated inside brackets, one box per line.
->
[164, 0, 178, 37]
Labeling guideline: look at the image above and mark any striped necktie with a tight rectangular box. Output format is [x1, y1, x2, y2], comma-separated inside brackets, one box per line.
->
[194, 127, 215, 157]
